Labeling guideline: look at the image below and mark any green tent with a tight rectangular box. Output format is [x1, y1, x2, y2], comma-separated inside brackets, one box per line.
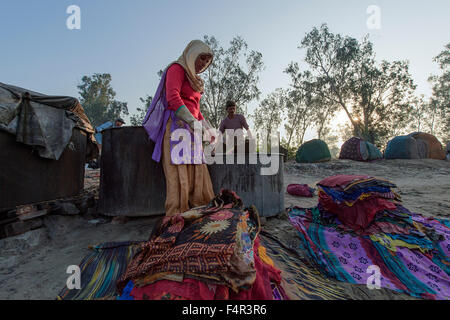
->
[296, 139, 331, 163]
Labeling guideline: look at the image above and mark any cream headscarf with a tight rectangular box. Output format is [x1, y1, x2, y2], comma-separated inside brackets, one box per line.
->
[169, 40, 213, 93]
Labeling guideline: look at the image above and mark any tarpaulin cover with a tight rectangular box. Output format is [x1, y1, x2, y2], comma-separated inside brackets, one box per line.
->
[0, 82, 98, 160]
[365, 141, 383, 160]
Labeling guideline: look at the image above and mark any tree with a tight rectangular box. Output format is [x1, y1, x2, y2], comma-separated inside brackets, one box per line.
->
[201, 35, 264, 128]
[283, 89, 314, 149]
[429, 43, 450, 141]
[287, 24, 416, 146]
[253, 89, 286, 145]
[311, 96, 338, 141]
[348, 46, 416, 145]
[321, 126, 340, 158]
[284, 67, 339, 144]
[409, 94, 434, 133]
[130, 95, 153, 126]
[77, 73, 128, 128]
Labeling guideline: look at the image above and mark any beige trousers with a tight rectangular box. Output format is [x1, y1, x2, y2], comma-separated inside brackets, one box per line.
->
[161, 119, 215, 216]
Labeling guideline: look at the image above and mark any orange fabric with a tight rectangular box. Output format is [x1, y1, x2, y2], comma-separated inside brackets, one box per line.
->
[258, 244, 275, 267]
[410, 132, 445, 160]
[162, 118, 214, 216]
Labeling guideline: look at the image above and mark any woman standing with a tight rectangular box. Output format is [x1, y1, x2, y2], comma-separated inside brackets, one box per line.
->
[143, 40, 215, 216]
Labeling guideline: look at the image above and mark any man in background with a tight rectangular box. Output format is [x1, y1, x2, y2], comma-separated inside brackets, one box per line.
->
[219, 101, 252, 137]
[94, 118, 125, 147]
[218, 101, 253, 153]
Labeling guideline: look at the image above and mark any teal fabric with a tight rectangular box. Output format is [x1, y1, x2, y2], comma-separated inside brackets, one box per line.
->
[365, 141, 383, 160]
[175, 104, 187, 114]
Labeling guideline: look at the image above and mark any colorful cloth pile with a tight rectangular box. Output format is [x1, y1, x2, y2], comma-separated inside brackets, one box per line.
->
[116, 190, 287, 300]
[317, 175, 400, 231]
[289, 175, 450, 300]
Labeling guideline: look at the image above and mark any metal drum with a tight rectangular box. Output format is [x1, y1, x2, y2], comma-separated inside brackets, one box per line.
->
[0, 128, 86, 211]
[207, 153, 285, 217]
[98, 127, 166, 217]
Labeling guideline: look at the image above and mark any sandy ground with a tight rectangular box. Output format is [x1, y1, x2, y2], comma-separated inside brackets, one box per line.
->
[0, 158, 449, 300]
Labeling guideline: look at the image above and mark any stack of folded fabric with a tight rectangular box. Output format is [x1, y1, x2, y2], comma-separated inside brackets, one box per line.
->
[317, 175, 401, 231]
[116, 190, 287, 300]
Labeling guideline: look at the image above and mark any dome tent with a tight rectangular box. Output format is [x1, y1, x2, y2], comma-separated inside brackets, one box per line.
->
[339, 137, 383, 161]
[295, 139, 331, 163]
[385, 133, 446, 160]
[385, 136, 420, 159]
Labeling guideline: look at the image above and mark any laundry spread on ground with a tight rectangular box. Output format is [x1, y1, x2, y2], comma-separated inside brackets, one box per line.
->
[55, 178, 450, 301]
[288, 174, 450, 300]
[58, 190, 287, 300]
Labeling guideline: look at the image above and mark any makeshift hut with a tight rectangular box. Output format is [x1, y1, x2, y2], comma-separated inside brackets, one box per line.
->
[0, 82, 98, 211]
[339, 137, 383, 161]
[295, 139, 331, 163]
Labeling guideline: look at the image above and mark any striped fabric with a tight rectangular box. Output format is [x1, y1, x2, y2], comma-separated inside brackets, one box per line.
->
[57, 241, 143, 300]
[260, 232, 350, 300]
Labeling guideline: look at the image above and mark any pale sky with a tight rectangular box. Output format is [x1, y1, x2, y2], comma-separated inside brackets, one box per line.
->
[1, 0, 448, 141]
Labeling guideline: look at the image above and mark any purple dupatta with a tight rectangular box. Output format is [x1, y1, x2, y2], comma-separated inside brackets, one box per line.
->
[142, 70, 172, 163]
[142, 68, 204, 164]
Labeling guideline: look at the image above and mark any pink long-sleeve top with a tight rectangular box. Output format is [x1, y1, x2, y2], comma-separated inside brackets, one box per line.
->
[165, 63, 204, 121]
